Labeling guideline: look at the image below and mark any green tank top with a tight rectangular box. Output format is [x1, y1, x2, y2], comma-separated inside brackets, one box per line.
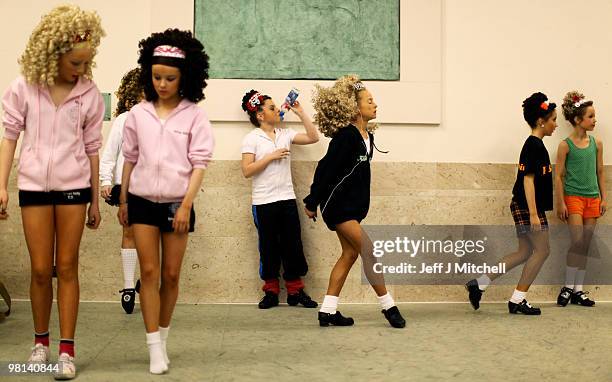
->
[564, 135, 600, 197]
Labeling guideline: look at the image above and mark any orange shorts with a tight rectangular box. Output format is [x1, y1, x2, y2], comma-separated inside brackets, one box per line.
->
[564, 195, 601, 219]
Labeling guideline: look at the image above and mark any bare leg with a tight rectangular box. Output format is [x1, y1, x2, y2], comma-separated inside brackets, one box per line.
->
[54, 204, 86, 339]
[516, 230, 550, 292]
[22, 206, 55, 334]
[133, 224, 161, 333]
[488, 236, 532, 282]
[158, 232, 188, 328]
[335, 220, 388, 297]
[325, 230, 359, 296]
[122, 225, 136, 249]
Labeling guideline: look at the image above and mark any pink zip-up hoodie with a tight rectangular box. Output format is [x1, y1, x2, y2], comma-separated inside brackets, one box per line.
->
[122, 99, 214, 203]
[2, 76, 104, 192]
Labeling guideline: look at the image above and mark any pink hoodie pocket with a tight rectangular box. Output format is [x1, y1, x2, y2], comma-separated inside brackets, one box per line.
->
[159, 165, 189, 202]
[17, 146, 43, 190]
[53, 149, 89, 188]
[129, 163, 158, 200]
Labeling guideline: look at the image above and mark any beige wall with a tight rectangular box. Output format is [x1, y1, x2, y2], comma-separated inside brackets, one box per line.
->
[3, 1, 611, 163]
[2, 1, 612, 303]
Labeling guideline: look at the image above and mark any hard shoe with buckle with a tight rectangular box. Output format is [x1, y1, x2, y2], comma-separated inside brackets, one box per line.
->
[571, 291, 595, 307]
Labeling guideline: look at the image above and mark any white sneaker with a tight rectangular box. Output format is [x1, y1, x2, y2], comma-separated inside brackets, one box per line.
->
[54, 353, 76, 380]
[28, 343, 49, 363]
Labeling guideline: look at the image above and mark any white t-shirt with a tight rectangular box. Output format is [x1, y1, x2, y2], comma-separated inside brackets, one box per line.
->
[364, 137, 370, 155]
[99, 112, 128, 186]
[241, 127, 298, 205]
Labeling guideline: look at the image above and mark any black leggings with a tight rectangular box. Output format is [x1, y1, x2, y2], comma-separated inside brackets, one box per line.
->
[252, 199, 308, 280]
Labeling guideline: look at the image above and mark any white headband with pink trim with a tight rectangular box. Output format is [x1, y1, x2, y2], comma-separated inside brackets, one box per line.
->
[153, 45, 186, 59]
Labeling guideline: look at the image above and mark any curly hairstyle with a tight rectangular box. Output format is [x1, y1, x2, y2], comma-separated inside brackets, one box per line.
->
[522, 92, 557, 128]
[241, 89, 271, 127]
[19, 5, 105, 86]
[138, 29, 209, 103]
[114, 68, 143, 117]
[312, 74, 378, 138]
[561, 91, 593, 126]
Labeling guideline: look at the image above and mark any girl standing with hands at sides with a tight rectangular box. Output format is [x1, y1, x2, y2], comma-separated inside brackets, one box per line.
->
[117, 29, 214, 375]
[555, 91, 603, 307]
[303, 75, 406, 329]
[0, 5, 105, 379]
[100, 68, 143, 314]
[466, 92, 557, 315]
[241, 89, 319, 310]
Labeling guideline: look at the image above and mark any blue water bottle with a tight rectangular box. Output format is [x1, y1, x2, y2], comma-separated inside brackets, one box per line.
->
[279, 87, 300, 121]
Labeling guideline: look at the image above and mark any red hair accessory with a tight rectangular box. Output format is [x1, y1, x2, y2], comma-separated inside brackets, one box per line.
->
[246, 92, 264, 112]
[540, 102, 549, 111]
[74, 31, 91, 43]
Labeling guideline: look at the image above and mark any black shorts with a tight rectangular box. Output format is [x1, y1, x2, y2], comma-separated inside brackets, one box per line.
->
[127, 193, 195, 233]
[19, 188, 92, 207]
[104, 185, 121, 207]
[510, 201, 548, 236]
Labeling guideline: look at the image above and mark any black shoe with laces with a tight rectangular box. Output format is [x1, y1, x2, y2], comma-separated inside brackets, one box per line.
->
[557, 287, 573, 307]
[382, 306, 406, 328]
[318, 311, 354, 327]
[287, 289, 318, 308]
[258, 291, 279, 309]
[508, 299, 541, 315]
[465, 279, 483, 310]
[120, 288, 136, 314]
[571, 291, 595, 307]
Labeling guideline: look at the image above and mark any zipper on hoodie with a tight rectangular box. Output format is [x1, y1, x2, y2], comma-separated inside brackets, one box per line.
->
[144, 102, 184, 202]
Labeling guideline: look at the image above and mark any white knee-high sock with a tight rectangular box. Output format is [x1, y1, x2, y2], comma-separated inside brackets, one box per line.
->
[565, 266, 578, 289]
[121, 248, 138, 289]
[574, 269, 586, 292]
[159, 326, 170, 365]
[146, 331, 167, 374]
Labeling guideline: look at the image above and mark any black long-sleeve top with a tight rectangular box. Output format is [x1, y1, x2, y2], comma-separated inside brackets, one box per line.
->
[303, 124, 374, 227]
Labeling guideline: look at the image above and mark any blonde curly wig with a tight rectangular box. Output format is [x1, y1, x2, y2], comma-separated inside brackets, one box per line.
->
[114, 68, 142, 117]
[561, 90, 593, 126]
[19, 4, 105, 86]
[312, 74, 378, 138]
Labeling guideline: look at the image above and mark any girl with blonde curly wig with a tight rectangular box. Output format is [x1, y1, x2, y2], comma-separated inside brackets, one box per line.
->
[554, 91, 603, 308]
[303, 75, 405, 329]
[0, 5, 105, 379]
[99, 68, 143, 315]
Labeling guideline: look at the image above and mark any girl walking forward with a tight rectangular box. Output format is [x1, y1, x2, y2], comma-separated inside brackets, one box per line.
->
[0, 5, 105, 379]
[118, 29, 214, 374]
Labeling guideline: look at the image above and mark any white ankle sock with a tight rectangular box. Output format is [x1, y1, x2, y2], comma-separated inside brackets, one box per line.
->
[565, 266, 578, 289]
[320, 295, 339, 314]
[121, 248, 138, 289]
[159, 326, 170, 365]
[145, 331, 167, 374]
[377, 293, 395, 310]
[476, 275, 491, 291]
[510, 289, 527, 304]
[574, 269, 586, 292]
